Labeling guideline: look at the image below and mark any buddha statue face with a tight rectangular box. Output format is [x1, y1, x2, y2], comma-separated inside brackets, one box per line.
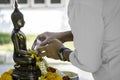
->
[16, 15, 25, 28]
[11, 1, 25, 30]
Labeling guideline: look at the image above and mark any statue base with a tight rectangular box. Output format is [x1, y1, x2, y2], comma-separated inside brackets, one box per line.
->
[12, 64, 41, 80]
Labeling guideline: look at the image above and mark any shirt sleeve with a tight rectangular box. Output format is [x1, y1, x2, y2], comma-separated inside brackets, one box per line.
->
[68, 0, 104, 73]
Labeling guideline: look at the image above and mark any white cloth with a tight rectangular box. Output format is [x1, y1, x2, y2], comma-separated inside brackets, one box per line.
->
[68, 0, 120, 80]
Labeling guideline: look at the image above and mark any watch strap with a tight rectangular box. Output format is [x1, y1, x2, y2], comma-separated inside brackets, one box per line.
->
[58, 47, 68, 61]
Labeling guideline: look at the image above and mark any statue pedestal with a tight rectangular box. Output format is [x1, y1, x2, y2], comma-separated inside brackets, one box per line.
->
[12, 64, 41, 80]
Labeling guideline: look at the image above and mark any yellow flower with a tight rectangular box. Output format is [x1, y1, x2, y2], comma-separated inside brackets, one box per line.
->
[18, 34, 23, 40]
[1, 72, 12, 80]
[8, 68, 14, 74]
[1, 68, 14, 80]
[28, 49, 43, 62]
[30, 53, 35, 59]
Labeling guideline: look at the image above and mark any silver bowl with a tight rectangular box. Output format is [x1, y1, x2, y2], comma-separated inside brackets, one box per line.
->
[63, 71, 79, 80]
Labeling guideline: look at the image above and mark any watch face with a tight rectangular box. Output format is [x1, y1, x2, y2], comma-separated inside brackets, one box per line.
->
[58, 52, 64, 61]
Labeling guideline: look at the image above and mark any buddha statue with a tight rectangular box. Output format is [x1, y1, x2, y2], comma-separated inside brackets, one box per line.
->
[11, 1, 41, 80]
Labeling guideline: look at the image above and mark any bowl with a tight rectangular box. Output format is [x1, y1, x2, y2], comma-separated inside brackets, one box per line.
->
[63, 71, 79, 80]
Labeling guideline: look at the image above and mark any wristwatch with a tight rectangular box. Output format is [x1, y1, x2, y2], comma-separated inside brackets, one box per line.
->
[58, 47, 68, 61]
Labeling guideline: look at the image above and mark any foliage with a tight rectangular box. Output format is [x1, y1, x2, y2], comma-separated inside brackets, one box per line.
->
[0, 33, 74, 51]
[0, 33, 37, 51]
[0, 33, 11, 45]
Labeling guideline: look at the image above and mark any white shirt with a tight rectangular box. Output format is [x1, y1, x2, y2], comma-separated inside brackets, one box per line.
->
[68, 0, 120, 80]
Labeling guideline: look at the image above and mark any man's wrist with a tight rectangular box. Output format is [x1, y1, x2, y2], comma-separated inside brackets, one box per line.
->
[63, 48, 72, 61]
[58, 46, 72, 61]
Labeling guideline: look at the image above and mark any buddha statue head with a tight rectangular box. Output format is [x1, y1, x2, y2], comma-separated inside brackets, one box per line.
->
[11, 0, 25, 31]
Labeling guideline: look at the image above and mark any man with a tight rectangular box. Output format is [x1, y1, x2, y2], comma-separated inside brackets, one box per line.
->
[32, 0, 120, 80]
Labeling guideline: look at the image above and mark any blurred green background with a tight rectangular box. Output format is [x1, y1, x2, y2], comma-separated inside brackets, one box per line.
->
[0, 32, 37, 51]
[0, 32, 74, 51]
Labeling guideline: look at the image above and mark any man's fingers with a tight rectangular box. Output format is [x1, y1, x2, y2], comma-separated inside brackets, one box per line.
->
[48, 39, 62, 45]
[40, 40, 47, 46]
[40, 38, 52, 46]
[31, 34, 42, 50]
[38, 52, 46, 57]
[31, 39, 37, 50]
[37, 46, 46, 53]
[36, 46, 47, 57]
[37, 33, 46, 41]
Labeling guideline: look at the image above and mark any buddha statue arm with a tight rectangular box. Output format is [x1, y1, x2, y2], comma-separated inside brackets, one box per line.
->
[14, 33, 31, 56]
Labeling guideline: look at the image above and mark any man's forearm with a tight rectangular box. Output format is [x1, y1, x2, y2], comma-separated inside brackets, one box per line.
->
[59, 31, 73, 43]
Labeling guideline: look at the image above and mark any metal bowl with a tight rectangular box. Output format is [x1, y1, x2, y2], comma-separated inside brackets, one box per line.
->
[63, 71, 79, 80]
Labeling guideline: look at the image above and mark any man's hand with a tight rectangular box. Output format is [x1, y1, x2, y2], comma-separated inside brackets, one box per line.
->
[32, 32, 63, 50]
[36, 39, 64, 60]
[31, 31, 73, 50]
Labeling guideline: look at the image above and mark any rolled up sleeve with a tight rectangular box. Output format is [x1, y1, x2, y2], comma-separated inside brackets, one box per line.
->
[68, 0, 104, 73]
